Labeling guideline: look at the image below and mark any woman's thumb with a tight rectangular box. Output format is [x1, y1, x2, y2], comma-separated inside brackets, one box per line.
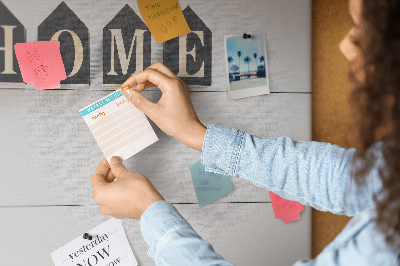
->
[109, 156, 128, 178]
[122, 88, 154, 114]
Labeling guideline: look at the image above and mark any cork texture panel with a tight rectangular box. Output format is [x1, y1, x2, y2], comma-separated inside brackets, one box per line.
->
[312, 0, 353, 258]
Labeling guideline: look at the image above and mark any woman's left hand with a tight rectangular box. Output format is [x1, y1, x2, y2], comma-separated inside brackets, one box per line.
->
[91, 157, 164, 219]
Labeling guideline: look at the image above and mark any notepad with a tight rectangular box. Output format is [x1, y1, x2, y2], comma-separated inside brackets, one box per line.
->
[79, 90, 158, 162]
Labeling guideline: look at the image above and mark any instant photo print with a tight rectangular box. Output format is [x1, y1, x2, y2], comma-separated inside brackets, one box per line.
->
[224, 31, 270, 100]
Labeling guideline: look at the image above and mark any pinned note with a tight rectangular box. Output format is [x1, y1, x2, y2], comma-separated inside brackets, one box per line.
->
[79, 90, 158, 162]
[269, 191, 304, 224]
[14, 41, 67, 90]
[137, 0, 191, 44]
[189, 161, 233, 208]
[51, 218, 138, 266]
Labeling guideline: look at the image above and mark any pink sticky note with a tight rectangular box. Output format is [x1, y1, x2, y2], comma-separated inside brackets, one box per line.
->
[269, 191, 304, 224]
[14, 41, 67, 90]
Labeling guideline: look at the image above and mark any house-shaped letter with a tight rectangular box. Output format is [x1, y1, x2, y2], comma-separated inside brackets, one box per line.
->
[0, 1, 26, 83]
[38, 1, 90, 85]
[163, 6, 212, 86]
[103, 5, 151, 85]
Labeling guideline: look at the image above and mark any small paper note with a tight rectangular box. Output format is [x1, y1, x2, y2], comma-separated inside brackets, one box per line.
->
[137, 0, 191, 44]
[14, 41, 67, 90]
[269, 191, 304, 224]
[51, 218, 138, 266]
[79, 90, 158, 162]
[189, 161, 233, 208]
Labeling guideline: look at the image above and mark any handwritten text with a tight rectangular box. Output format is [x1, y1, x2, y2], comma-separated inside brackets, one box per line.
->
[92, 112, 105, 120]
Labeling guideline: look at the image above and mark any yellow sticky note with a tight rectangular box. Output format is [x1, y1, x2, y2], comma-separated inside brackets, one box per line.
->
[137, 0, 191, 44]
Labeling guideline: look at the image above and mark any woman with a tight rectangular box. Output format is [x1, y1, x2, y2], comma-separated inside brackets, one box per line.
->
[91, 0, 400, 264]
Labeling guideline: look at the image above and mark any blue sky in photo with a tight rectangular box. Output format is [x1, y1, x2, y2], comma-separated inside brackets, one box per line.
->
[226, 32, 266, 73]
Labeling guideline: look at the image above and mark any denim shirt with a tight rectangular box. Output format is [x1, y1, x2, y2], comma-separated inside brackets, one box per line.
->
[140, 124, 399, 265]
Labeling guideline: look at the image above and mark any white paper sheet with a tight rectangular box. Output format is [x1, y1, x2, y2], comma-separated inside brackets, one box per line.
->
[51, 218, 138, 266]
[79, 90, 158, 162]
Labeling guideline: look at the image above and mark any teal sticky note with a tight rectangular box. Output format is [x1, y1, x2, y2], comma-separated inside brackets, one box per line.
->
[189, 160, 234, 208]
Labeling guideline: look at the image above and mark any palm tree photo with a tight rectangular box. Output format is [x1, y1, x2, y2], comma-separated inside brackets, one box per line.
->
[225, 32, 268, 92]
[260, 55, 265, 70]
[228, 56, 234, 73]
[244, 56, 251, 77]
[253, 53, 258, 73]
[237, 51, 242, 75]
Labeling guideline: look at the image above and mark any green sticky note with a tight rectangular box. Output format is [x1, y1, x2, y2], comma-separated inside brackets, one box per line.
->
[189, 160, 234, 208]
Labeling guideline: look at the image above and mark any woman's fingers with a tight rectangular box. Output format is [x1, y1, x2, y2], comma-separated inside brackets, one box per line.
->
[146, 61, 177, 79]
[120, 67, 179, 116]
[121, 88, 158, 116]
[105, 168, 116, 183]
[91, 159, 111, 202]
[120, 68, 174, 93]
[109, 156, 130, 178]
[135, 81, 156, 92]
[121, 61, 182, 93]
[117, 62, 205, 151]
[92, 158, 116, 183]
[132, 61, 182, 92]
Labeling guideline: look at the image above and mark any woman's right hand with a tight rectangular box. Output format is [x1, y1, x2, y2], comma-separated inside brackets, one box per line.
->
[120, 61, 207, 151]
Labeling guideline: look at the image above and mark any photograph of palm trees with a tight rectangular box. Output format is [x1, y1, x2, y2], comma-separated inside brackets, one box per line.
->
[224, 31, 270, 100]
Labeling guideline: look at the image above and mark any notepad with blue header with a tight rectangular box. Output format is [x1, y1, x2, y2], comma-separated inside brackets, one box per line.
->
[79, 90, 158, 162]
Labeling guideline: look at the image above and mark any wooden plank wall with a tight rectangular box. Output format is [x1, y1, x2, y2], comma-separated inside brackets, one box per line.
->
[0, 0, 312, 265]
[312, 0, 353, 258]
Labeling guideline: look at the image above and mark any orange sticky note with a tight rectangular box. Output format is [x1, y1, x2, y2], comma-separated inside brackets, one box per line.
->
[14, 41, 67, 90]
[137, 0, 191, 44]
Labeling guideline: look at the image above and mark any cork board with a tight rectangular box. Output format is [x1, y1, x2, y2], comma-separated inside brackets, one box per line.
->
[312, 0, 353, 258]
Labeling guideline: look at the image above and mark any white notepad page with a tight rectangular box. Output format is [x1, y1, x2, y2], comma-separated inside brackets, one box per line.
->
[79, 90, 158, 162]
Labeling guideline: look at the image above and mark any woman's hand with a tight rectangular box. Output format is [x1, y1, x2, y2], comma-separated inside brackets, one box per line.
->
[120, 61, 206, 151]
[91, 157, 164, 220]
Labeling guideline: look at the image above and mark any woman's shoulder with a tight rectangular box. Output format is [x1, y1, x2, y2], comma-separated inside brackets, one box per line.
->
[325, 209, 399, 265]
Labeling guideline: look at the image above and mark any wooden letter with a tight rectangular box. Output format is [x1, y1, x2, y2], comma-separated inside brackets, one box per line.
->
[38, 1, 90, 85]
[103, 5, 151, 86]
[0, 1, 25, 83]
[163, 6, 212, 86]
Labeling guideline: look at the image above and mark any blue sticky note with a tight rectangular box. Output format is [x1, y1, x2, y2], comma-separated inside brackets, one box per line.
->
[189, 160, 234, 208]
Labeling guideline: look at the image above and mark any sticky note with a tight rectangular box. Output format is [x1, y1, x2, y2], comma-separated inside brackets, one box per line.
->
[269, 191, 304, 224]
[14, 41, 67, 90]
[137, 0, 191, 44]
[51, 218, 138, 266]
[79, 90, 158, 162]
[189, 161, 233, 208]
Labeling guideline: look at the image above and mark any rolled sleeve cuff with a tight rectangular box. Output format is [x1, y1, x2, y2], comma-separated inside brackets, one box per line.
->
[201, 124, 245, 176]
[140, 200, 191, 260]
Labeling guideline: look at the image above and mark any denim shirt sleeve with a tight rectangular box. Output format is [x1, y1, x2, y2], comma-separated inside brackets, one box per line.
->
[201, 124, 383, 216]
[140, 200, 234, 265]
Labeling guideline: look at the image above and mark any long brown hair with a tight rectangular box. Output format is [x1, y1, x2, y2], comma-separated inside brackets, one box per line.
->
[350, 0, 400, 251]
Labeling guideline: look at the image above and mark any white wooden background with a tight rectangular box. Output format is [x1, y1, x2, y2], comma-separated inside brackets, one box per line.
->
[0, 0, 312, 265]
